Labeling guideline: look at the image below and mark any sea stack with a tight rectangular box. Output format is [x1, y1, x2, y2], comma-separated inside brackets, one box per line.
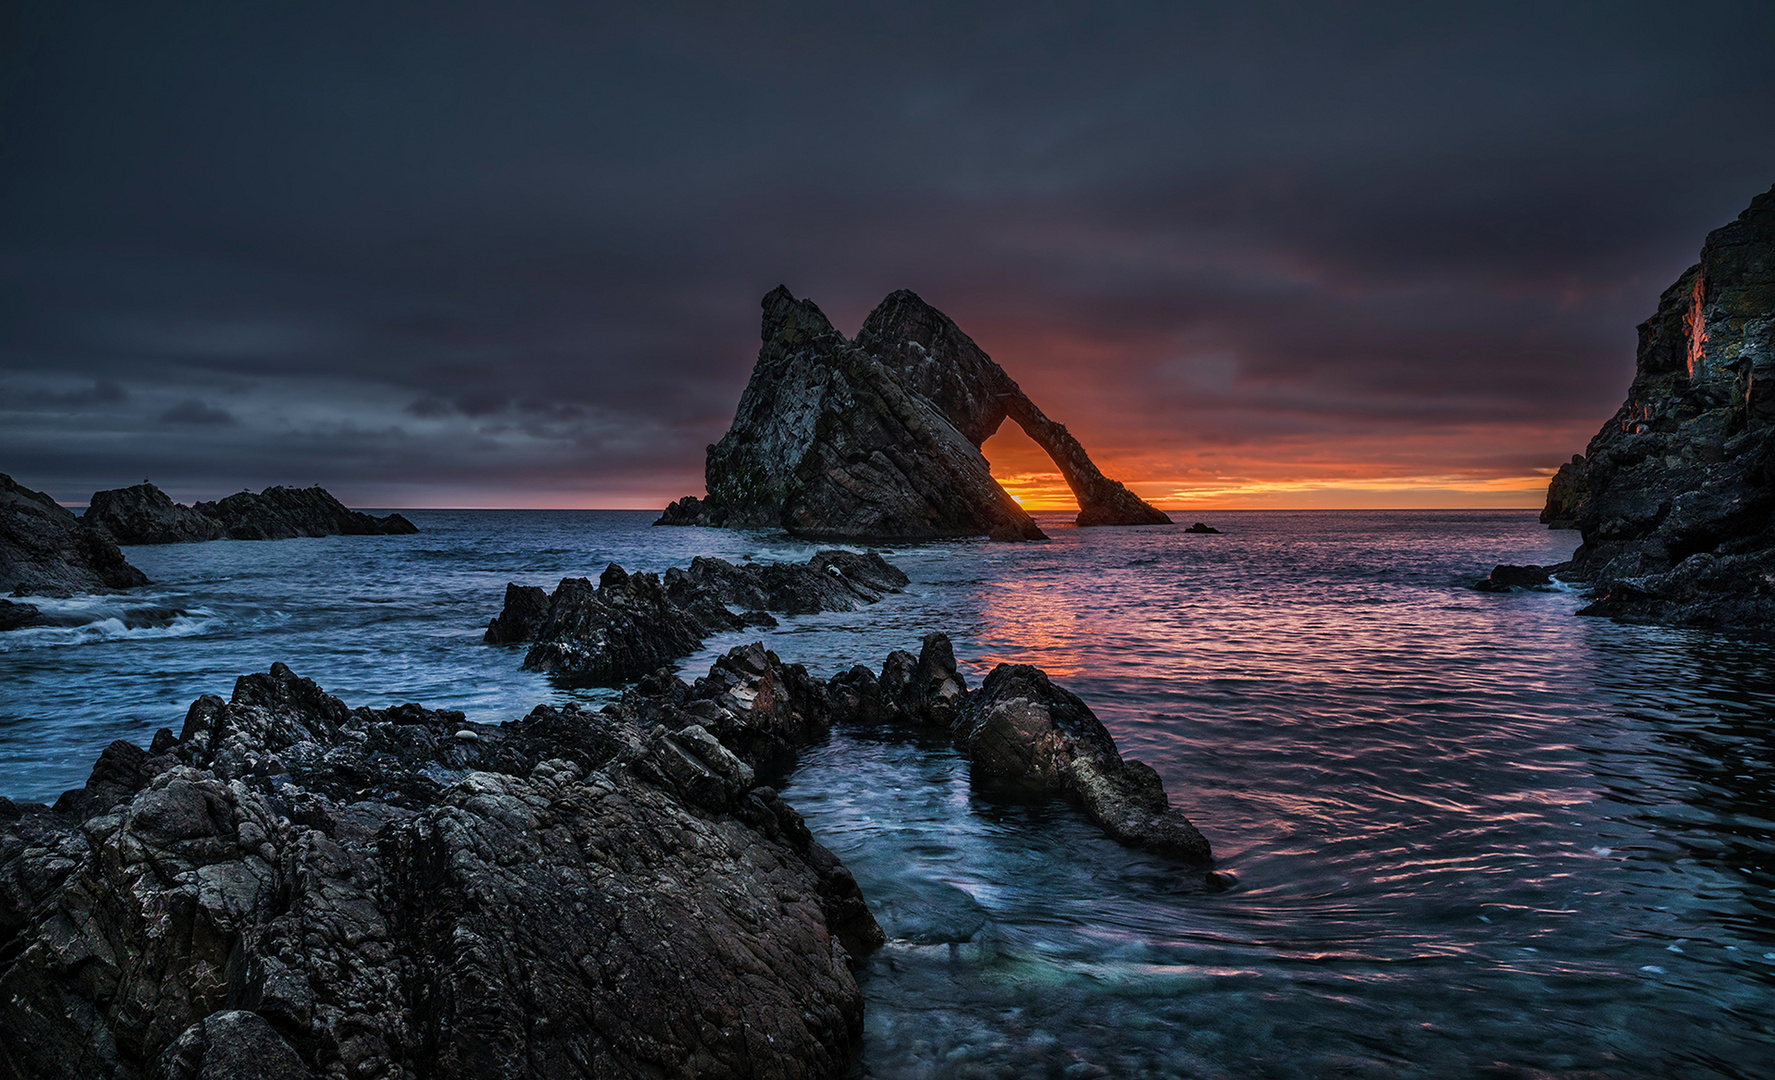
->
[1544, 183, 1775, 628]
[658, 287, 1171, 540]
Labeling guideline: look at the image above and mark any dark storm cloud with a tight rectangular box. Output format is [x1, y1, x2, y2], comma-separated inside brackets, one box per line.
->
[2, 0, 1773, 505]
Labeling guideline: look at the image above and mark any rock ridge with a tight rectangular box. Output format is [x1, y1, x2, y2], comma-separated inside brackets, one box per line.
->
[85, 482, 417, 544]
[658, 287, 1170, 540]
[486, 549, 910, 686]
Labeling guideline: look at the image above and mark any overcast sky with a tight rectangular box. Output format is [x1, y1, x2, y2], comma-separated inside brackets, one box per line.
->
[4, 1, 1773, 509]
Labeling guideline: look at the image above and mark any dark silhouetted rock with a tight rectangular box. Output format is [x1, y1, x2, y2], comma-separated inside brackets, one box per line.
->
[489, 550, 909, 686]
[0, 660, 878, 1080]
[658, 287, 1169, 540]
[1541, 455, 1588, 529]
[84, 482, 225, 544]
[0, 598, 43, 630]
[1539, 183, 1775, 628]
[85, 482, 418, 544]
[1, 472, 151, 596]
[1184, 522, 1221, 534]
[1473, 563, 1561, 593]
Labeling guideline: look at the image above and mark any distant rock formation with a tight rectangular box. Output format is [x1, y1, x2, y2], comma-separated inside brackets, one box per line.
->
[85, 482, 418, 544]
[1, 472, 150, 597]
[1540, 183, 1775, 627]
[487, 550, 910, 686]
[658, 287, 1171, 540]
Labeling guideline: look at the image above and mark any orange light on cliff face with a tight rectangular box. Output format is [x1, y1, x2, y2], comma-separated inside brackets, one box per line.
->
[1685, 273, 1708, 377]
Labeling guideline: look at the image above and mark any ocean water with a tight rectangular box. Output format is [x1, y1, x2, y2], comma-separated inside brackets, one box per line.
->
[3, 509, 1773, 1078]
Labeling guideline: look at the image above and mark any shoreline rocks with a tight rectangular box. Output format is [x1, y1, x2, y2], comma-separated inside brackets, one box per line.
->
[85, 482, 417, 544]
[487, 550, 910, 687]
[0, 632, 1213, 1078]
[0, 660, 878, 1080]
[1534, 183, 1775, 629]
[1, 472, 150, 597]
[658, 286, 1169, 540]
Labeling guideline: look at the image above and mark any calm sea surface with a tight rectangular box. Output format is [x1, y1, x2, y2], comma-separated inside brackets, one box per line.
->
[3, 510, 1773, 1078]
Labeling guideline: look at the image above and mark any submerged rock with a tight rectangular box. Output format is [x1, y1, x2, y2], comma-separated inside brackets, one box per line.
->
[658, 286, 1169, 540]
[85, 482, 418, 544]
[1540, 183, 1775, 628]
[488, 550, 910, 686]
[1184, 521, 1221, 534]
[1, 472, 150, 597]
[0, 660, 878, 1080]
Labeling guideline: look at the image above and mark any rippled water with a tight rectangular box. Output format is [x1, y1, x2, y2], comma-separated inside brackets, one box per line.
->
[3, 510, 1773, 1078]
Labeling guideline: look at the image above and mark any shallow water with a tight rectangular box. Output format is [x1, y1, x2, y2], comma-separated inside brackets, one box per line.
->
[3, 509, 1773, 1077]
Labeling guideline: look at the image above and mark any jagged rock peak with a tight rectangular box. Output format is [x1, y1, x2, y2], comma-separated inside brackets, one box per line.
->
[659, 286, 1170, 538]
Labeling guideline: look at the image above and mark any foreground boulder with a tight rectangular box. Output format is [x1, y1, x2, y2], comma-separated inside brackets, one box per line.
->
[0, 659, 878, 1080]
[1535, 182, 1775, 628]
[85, 482, 417, 544]
[658, 287, 1169, 540]
[489, 550, 909, 686]
[827, 633, 1213, 863]
[1, 472, 150, 596]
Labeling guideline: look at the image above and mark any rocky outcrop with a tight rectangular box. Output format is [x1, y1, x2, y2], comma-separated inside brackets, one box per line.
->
[0, 659, 878, 1080]
[85, 482, 418, 544]
[1540, 455, 1588, 529]
[658, 287, 1170, 540]
[1538, 183, 1775, 628]
[488, 550, 909, 686]
[1, 472, 150, 597]
[1473, 564, 1558, 593]
[827, 632, 1213, 862]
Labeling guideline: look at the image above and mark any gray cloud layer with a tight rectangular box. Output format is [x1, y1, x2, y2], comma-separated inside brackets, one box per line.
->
[3, 1, 1773, 506]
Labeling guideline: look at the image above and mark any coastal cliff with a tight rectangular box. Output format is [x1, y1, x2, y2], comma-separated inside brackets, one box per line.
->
[1541, 183, 1775, 628]
[659, 287, 1170, 540]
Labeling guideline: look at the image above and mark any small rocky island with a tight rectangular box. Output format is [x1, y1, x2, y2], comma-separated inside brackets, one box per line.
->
[85, 482, 417, 544]
[0, 636, 1209, 1079]
[659, 287, 1171, 541]
[486, 550, 910, 685]
[1509, 182, 1775, 628]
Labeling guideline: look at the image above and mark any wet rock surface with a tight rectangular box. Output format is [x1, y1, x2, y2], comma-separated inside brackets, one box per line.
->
[85, 482, 417, 544]
[0, 657, 878, 1080]
[658, 286, 1168, 540]
[1539, 183, 1775, 629]
[488, 550, 909, 687]
[1, 472, 151, 597]
[830, 633, 1213, 863]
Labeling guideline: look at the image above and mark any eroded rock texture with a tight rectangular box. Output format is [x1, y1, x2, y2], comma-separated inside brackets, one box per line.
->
[0, 657, 878, 1080]
[487, 550, 909, 686]
[658, 287, 1169, 540]
[1, 472, 150, 596]
[85, 483, 417, 545]
[1541, 183, 1775, 628]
